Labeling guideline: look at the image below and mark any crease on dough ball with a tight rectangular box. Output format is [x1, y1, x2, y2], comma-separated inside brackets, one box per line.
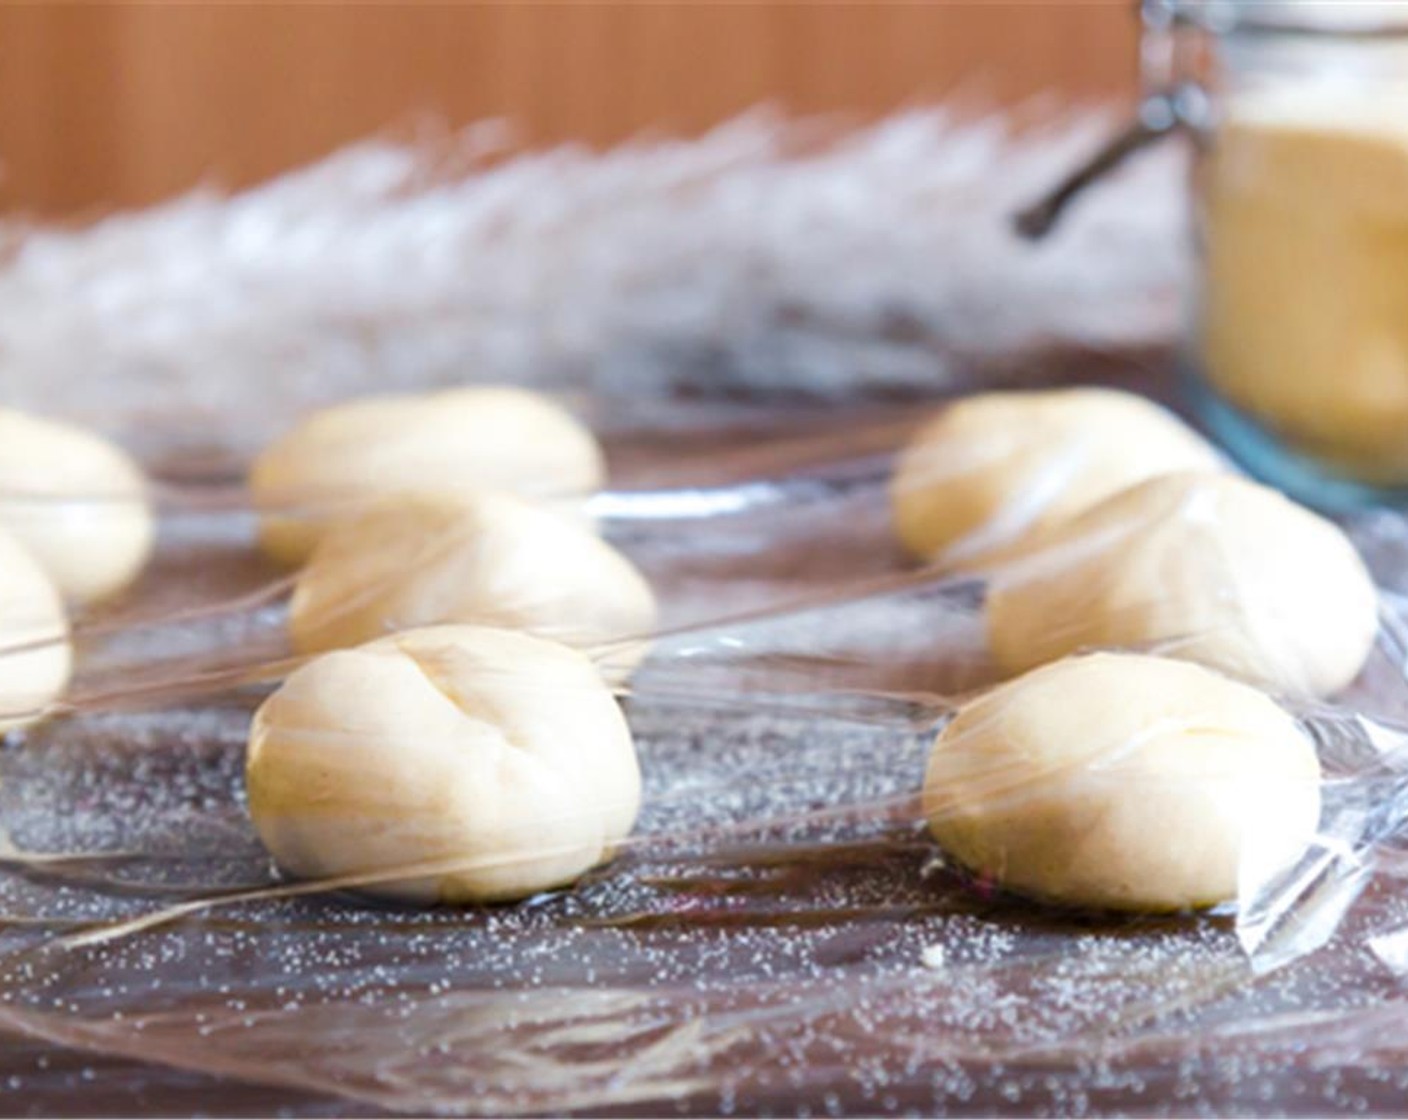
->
[288, 490, 657, 673]
[0, 528, 72, 732]
[889, 387, 1222, 566]
[246, 625, 641, 904]
[923, 652, 1322, 912]
[0, 409, 155, 604]
[985, 471, 1379, 697]
[250, 386, 607, 567]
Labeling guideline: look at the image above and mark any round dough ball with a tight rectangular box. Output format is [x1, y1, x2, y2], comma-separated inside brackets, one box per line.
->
[0, 529, 72, 732]
[288, 490, 657, 670]
[986, 471, 1378, 697]
[247, 625, 641, 904]
[250, 386, 606, 567]
[924, 652, 1322, 912]
[0, 409, 155, 603]
[889, 388, 1221, 565]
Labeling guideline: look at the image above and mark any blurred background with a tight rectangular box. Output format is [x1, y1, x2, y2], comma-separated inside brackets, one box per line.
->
[2, 2, 1138, 218]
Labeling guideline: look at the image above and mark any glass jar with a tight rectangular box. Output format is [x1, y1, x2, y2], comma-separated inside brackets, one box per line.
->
[1025, 1, 1408, 510]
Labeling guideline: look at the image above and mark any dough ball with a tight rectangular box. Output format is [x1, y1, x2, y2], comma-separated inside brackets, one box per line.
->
[924, 652, 1322, 912]
[986, 471, 1378, 697]
[0, 409, 155, 603]
[889, 388, 1221, 565]
[288, 491, 657, 671]
[0, 529, 72, 732]
[250, 386, 606, 567]
[246, 625, 641, 904]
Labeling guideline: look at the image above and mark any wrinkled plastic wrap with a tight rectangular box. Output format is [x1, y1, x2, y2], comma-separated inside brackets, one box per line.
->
[2, 390, 1408, 1117]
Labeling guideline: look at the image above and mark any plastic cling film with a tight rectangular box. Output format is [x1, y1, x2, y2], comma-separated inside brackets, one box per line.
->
[0, 410, 917, 725]
[0, 389, 1268, 722]
[0, 387, 1406, 1114]
[0, 618, 1407, 1114]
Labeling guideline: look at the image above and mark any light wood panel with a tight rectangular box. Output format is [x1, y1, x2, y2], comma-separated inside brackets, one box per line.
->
[0, 3, 1138, 217]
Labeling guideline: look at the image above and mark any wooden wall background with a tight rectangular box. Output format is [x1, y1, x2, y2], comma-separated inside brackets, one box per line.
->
[0, 3, 1138, 218]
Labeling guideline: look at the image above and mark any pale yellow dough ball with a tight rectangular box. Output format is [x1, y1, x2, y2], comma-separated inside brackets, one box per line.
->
[250, 386, 606, 567]
[0, 528, 72, 732]
[246, 625, 641, 904]
[889, 388, 1221, 565]
[924, 652, 1322, 912]
[986, 472, 1378, 697]
[0, 409, 155, 603]
[288, 490, 657, 667]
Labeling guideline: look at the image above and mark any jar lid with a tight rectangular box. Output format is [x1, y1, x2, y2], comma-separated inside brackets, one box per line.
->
[1169, 1, 1408, 35]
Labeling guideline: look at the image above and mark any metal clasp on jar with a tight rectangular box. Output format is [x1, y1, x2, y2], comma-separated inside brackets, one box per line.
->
[1015, 0, 1211, 239]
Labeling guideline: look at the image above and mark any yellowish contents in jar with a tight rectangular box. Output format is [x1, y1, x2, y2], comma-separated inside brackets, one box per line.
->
[1201, 89, 1408, 480]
